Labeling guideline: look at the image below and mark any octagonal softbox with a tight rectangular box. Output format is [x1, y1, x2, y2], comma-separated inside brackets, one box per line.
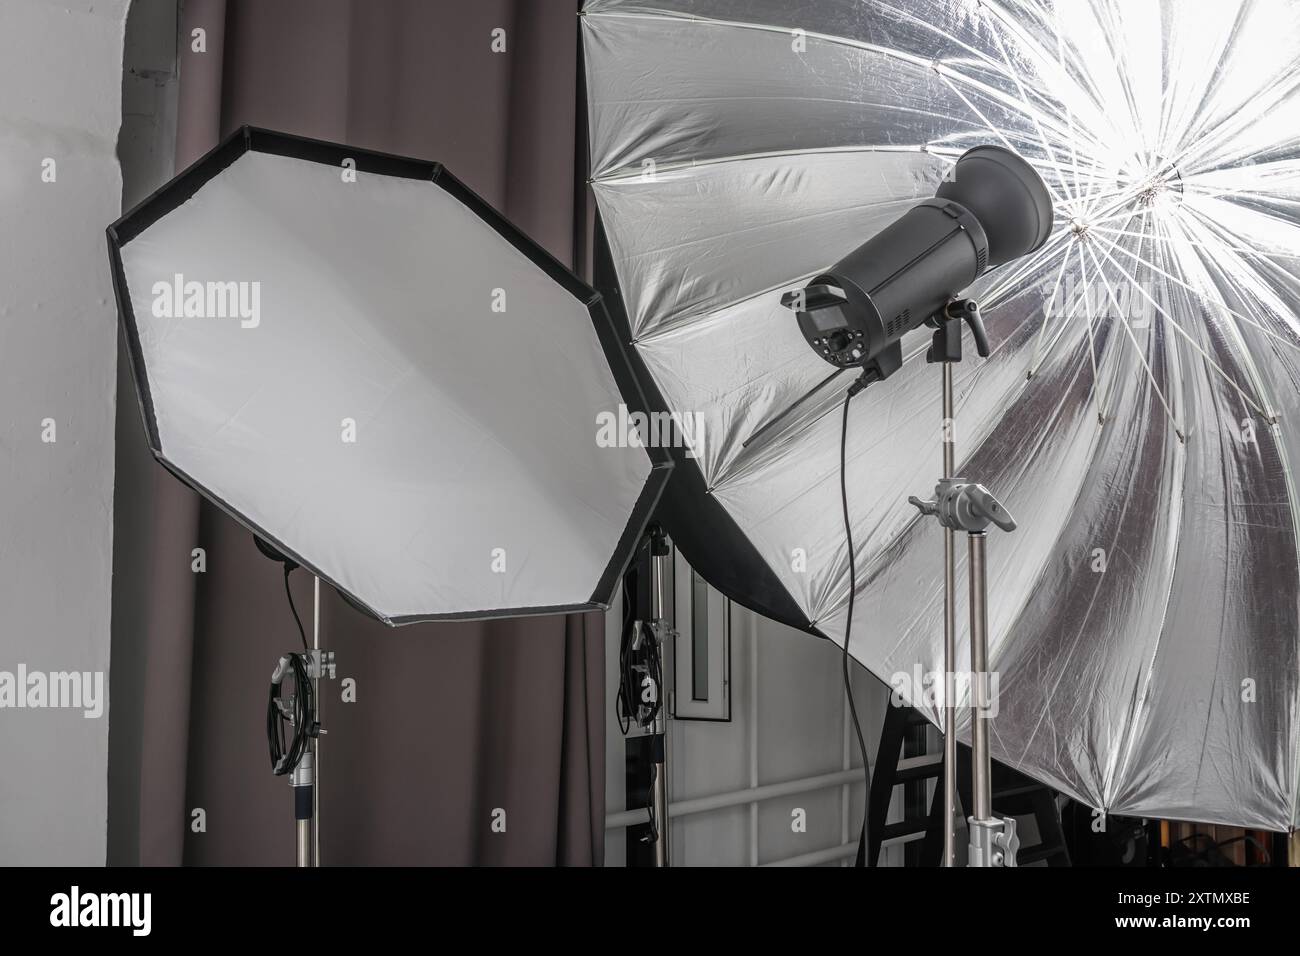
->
[108, 127, 670, 624]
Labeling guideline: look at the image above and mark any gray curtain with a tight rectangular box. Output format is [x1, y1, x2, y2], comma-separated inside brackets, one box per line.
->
[110, 0, 604, 866]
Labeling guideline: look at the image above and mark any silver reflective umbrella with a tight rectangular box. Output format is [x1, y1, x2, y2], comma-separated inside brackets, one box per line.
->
[583, 0, 1300, 829]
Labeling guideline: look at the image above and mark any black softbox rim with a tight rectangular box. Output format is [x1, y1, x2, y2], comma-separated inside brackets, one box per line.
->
[591, 221, 823, 639]
[107, 125, 672, 626]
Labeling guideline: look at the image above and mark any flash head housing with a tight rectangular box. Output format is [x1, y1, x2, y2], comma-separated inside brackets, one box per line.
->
[783, 145, 1053, 375]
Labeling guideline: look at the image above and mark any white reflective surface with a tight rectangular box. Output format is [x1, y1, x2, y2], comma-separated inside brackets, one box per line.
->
[122, 150, 651, 620]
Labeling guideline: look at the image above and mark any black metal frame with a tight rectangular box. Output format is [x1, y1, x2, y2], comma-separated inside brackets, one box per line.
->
[106, 125, 672, 625]
[591, 220, 821, 639]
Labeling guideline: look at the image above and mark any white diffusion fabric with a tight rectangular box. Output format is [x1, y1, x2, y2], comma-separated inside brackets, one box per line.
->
[121, 150, 651, 621]
[584, 0, 1300, 828]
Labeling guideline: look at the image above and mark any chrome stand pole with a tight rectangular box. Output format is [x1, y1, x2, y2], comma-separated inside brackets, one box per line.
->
[312, 575, 321, 867]
[968, 533, 991, 825]
[909, 477, 1019, 867]
[941, 364, 959, 867]
[913, 299, 1018, 866]
[292, 750, 314, 867]
[648, 532, 671, 867]
[965, 530, 1018, 867]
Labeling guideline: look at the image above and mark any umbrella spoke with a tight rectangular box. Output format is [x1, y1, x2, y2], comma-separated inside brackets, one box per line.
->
[1160, 0, 1252, 155]
[977, 2, 1081, 208]
[1099, 227, 1300, 357]
[934, 67, 1066, 211]
[1076, 233, 1110, 422]
[1089, 225, 1300, 262]
[1171, 63, 1300, 174]
[1091, 233, 1275, 421]
[1084, 240, 1183, 440]
[1027, 243, 1074, 367]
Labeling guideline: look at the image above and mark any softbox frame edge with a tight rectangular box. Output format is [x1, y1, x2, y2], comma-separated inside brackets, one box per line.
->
[591, 217, 824, 640]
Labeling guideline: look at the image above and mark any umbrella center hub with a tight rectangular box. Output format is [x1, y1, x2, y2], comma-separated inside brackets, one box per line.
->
[1132, 160, 1184, 208]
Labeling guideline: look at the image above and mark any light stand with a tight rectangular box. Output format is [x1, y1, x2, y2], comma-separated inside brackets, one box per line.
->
[910, 473, 1019, 867]
[270, 645, 336, 867]
[925, 299, 986, 866]
[940, 338, 958, 868]
[776, 145, 1052, 867]
[643, 525, 673, 866]
[260, 538, 337, 868]
[617, 523, 675, 866]
[312, 576, 321, 865]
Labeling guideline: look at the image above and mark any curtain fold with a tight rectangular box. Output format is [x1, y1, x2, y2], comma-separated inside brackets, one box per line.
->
[117, 0, 603, 866]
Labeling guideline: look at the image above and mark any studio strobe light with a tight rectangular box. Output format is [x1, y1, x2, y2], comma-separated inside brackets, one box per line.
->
[784, 146, 1053, 384]
[777, 143, 1053, 867]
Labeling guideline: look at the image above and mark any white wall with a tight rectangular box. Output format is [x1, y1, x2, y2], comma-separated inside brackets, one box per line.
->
[108, 0, 179, 867]
[0, 0, 128, 864]
[605, 558, 921, 867]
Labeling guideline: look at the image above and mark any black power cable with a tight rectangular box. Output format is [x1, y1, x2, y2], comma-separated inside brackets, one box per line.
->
[284, 565, 308, 651]
[615, 550, 666, 849]
[615, 570, 662, 734]
[267, 651, 315, 775]
[840, 388, 873, 867]
[267, 566, 315, 775]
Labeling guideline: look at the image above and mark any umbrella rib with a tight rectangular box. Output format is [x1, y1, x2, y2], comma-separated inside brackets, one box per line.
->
[966, 0, 1118, 154]
[1175, 209, 1300, 828]
[1032, 211, 1139, 423]
[590, 143, 932, 185]
[979, 226, 1072, 306]
[1050, 2, 1085, 207]
[1089, 225, 1300, 262]
[934, 68, 1068, 211]
[1152, 205, 1300, 410]
[977, 2, 1079, 209]
[884, 0, 1114, 155]
[1166, 63, 1300, 175]
[1090, 0, 1148, 158]
[1184, 204, 1300, 346]
[1076, 240, 1110, 422]
[1162, 0, 1252, 156]
[995, 354, 1140, 799]
[1100, 230, 1300, 357]
[976, 0, 1103, 108]
[1091, 237, 1275, 421]
[587, 6, 1113, 162]
[1084, 240, 1184, 440]
[1028, 244, 1084, 379]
